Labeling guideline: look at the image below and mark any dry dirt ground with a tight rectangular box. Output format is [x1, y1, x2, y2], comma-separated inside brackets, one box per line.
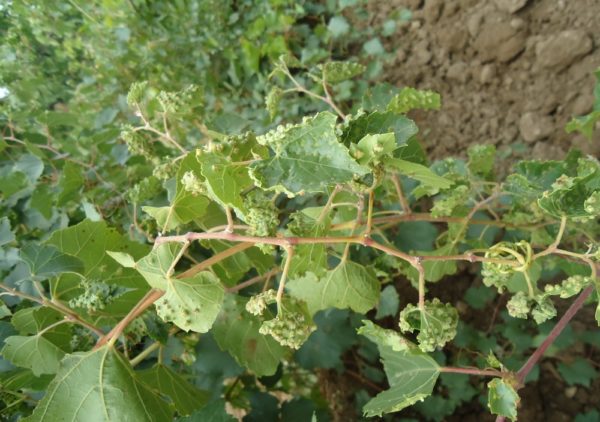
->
[371, 0, 600, 164]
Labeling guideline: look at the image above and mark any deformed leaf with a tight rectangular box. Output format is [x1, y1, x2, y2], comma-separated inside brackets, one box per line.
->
[387, 87, 441, 114]
[250, 112, 368, 197]
[135, 243, 182, 289]
[358, 320, 414, 352]
[321, 61, 365, 84]
[22, 346, 172, 421]
[354, 132, 396, 166]
[138, 364, 210, 416]
[287, 261, 380, 315]
[487, 378, 519, 421]
[537, 157, 600, 218]
[154, 272, 224, 333]
[212, 294, 286, 376]
[265, 86, 283, 120]
[358, 321, 440, 417]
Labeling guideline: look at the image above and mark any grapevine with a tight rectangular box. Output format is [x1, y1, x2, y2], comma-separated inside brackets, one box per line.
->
[1, 3, 599, 421]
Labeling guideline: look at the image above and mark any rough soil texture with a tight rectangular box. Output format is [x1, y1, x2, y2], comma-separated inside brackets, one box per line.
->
[372, 0, 600, 163]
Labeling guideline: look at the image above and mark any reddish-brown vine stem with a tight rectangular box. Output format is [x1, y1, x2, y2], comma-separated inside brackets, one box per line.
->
[440, 367, 504, 378]
[495, 284, 595, 422]
[95, 288, 165, 349]
[178, 242, 253, 279]
[0, 282, 104, 337]
[330, 212, 554, 232]
[155, 230, 523, 270]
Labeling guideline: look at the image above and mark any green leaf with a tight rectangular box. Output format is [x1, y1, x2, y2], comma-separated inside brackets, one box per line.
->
[10, 307, 72, 349]
[15, 154, 44, 183]
[387, 87, 441, 114]
[250, 112, 368, 197]
[287, 207, 331, 277]
[30, 184, 54, 219]
[11, 307, 62, 334]
[212, 294, 286, 376]
[135, 243, 181, 289]
[1, 335, 67, 376]
[137, 364, 210, 416]
[430, 185, 469, 217]
[385, 158, 452, 194]
[403, 244, 459, 283]
[0, 301, 10, 318]
[504, 152, 581, 202]
[46, 220, 149, 279]
[295, 309, 357, 370]
[22, 346, 172, 422]
[154, 272, 224, 333]
[327, 16, 350, 38]
[358, 321, 440, 417]
[0, 368, 54, 392]
[363, 38, 385, 56]
[106, 251, 136, 268]
[566, 110, 600, 139]
[487, 378, 519, 421]
[342, 111, 418, 149]
[468, 145, 496, 177]
[0, 216, 15, 247]
[354, 132, 397, 166]
[376, 285, 400, 319]
[199, 152, 252, 213]
[537, 158, 600, 218]
[0, 170, 28, 197]
[177, 399, 235, 422]
[145, 152, 210, 231]
[557, 358, 599, 387]
[57, 161, 84, 206]
[396, 136, 428, 165]
[287, 260, 380, 315]
[20, 244, 84, 280]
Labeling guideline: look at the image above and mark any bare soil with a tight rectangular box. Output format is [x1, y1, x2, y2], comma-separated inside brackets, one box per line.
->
[372, 0, 600, 164]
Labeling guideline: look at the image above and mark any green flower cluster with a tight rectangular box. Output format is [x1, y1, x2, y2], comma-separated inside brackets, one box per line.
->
[399, 299, 458, 352]
[69, 279, 125, 313]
